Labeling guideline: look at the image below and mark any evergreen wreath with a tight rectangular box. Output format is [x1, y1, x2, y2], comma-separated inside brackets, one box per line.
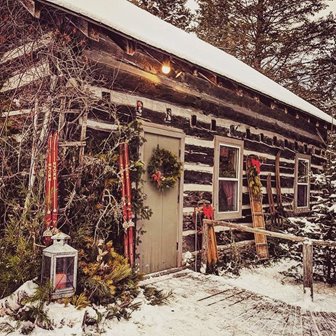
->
[147, 146, 182, 191]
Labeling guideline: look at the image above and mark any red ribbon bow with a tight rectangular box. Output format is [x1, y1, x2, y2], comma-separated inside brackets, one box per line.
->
[250, 158, 261, 174]
[152, 171, 162, 185]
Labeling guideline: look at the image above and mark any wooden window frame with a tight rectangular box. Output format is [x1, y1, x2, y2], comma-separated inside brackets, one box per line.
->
[214, 136, 243, 220]
[294, 153, 311, 213]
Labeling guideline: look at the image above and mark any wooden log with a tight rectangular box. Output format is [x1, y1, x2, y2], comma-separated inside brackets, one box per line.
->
[71, 17, 100, 41]
[184, 170, 212, 185]
[303, 240, 314, 300]
[85, 119, 118, 132]
[0, 32, 52, 65]
[89, 85, 327, 154]
[84, 51, 323, 145]
[204, 220, 336, 247]
[0, 62, 50, 93]
[93, 31, 330, 135]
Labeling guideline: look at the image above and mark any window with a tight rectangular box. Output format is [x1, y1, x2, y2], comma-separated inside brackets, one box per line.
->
[294, 154, 310, 212]
[214, 136, 243, 219]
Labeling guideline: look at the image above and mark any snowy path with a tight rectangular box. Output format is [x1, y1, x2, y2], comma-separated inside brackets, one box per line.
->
[2, 268, 335, 335]
[134, 270, 336, 336]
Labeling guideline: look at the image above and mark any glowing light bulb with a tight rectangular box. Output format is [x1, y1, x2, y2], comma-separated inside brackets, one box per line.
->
[161, 63, 171, 75]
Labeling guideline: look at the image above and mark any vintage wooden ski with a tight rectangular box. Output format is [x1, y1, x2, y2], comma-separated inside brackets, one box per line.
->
[43, 132, 59, 244]
[246, 156, 269, 260]
[51, 132, 59, 228]
[45, 134, 53, 229]
[275, 151, 283, 214]
[266, 173, 277, 225]
[124, 142, 135, 267]
[119, 143, 129, 261]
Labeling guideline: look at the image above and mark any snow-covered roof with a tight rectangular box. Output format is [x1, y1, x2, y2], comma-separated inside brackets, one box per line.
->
[44, 0, 333, 124]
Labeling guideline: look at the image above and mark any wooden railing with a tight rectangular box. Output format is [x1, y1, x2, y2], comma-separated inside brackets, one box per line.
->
[203, 219, 336, 300]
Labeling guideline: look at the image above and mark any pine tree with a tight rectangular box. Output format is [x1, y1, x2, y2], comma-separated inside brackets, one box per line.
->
[311, 132, 336, 284]
[304, 38, 336, 113]
[130, 0, 194, 30]
[196, 0, 335, 112]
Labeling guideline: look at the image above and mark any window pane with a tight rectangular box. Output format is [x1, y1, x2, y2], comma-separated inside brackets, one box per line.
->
[219, 146, 238, 178]
[298, 185, 308, 207]
[55, 257, 74, 289]
[298, 160, 308, 183]
[218, 180, 238, 212]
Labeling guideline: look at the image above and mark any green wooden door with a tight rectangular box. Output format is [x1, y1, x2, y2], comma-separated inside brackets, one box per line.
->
[138, 131, 181, 274]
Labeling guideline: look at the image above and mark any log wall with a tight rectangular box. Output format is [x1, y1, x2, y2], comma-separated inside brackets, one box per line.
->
[83, 29, 328, 254]
[1, 7, 329, 255]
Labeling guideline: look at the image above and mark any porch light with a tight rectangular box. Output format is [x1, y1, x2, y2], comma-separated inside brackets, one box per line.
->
[41, 232, 78, 299]
[161, 62, 171, 75]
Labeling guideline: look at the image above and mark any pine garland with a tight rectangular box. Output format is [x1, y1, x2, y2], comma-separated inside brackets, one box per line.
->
[147, 146, 182, 192]
[247, 157, 262, 199]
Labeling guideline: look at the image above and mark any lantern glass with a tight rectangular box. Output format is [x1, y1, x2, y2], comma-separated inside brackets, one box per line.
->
[42, 255, 51, 283]
[55, 256, 75, 289]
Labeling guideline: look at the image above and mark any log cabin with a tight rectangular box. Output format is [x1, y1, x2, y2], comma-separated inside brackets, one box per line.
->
[1, 0, 334, 274]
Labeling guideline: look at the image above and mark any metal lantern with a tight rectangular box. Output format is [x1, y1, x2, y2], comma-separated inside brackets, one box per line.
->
[41, 232, 78, 299]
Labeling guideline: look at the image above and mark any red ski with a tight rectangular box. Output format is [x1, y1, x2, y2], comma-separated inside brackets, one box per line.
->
[43, 132, 59, 245]
[45, 134, 53, 229]
[124, 142, 134, 267]
[119, 143, 129, 261]
[51, 132, 59, 228]
[119, 142, 135, 267]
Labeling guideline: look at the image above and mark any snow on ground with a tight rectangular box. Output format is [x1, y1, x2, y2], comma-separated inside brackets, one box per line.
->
[1, 260, 336, 335]
[218, 259, 336, 312]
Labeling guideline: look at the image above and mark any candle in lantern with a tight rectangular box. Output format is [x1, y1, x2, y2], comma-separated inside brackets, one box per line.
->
[55, 273, 67, 289]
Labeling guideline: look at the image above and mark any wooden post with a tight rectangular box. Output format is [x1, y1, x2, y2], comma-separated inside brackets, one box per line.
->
[303, 240, 314, 300]
[208, 223, 218, 265]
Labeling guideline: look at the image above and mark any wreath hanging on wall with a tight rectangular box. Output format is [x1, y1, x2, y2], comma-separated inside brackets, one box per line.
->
[147, 146, 182, 192]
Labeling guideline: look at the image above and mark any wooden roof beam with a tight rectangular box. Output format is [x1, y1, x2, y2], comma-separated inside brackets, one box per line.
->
[70, 17, 100, 41]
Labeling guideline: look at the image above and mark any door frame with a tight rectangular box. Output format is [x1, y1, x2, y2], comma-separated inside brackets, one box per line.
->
[139, 121, 185, 270]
